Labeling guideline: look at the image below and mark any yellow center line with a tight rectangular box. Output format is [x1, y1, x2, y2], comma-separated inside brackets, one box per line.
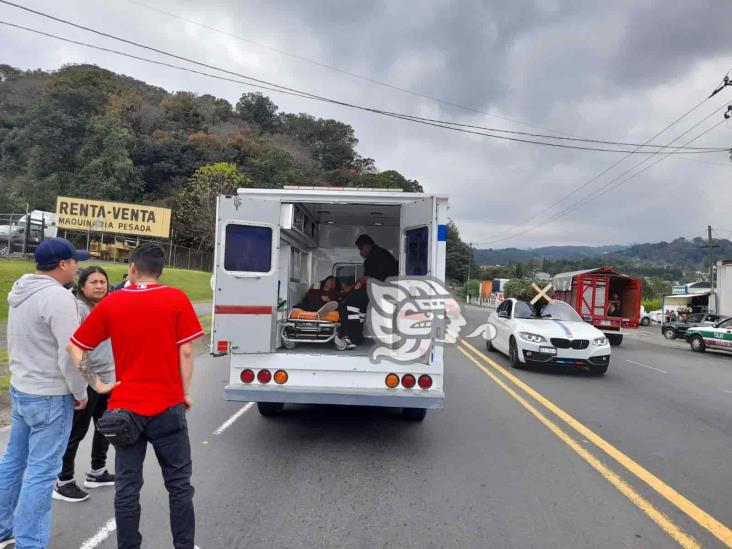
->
[457, 346, 699, 549]
[459, 339, 732, 548]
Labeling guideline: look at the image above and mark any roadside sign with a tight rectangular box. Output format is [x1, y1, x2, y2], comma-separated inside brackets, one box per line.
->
[55, 196, 172, 238]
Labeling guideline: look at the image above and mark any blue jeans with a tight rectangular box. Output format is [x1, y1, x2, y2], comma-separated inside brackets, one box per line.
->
[0, 387, 74, 549]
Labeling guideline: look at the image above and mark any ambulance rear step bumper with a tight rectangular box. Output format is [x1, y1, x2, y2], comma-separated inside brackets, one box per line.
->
[224, 384, 444, 409]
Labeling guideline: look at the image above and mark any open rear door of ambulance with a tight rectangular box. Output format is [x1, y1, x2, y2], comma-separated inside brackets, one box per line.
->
[212, 194, 280, 355]
[396, 196, 439, 365]
[399, 196, 436, 278]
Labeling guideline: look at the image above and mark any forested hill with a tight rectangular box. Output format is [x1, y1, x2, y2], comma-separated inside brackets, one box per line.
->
[476, 237, 732, 280]
[474, 245, 626, 265]
[0, 63, 421, 248]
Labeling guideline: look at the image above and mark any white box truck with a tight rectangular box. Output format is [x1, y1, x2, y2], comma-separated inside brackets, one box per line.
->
[211, 187, 449, 420]
[715, 259, 732, 317]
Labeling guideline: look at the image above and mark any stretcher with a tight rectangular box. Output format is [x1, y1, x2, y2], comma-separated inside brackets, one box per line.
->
[281, 301, 349, 350]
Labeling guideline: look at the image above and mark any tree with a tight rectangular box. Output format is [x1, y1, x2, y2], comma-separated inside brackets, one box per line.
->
[504, 279, 532, 299]
[236, 92, 279, 132]
[354, 170, 423, 192]
[70, 114, 142, 201]
[174, 163, 252, 249]
[446, 220, 477, 283]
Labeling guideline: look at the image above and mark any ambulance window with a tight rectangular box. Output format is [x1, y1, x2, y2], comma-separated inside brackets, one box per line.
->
[405, 226, 429, 276]
[334, 264, 363, 284]
[224, 224, 272, 273]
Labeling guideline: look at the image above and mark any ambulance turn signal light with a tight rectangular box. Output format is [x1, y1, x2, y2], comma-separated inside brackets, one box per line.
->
[385, 373, 399, 388]
[418, 375, 433, 389]
[274, 370, 288, 384]
[257, 369, 272, 384]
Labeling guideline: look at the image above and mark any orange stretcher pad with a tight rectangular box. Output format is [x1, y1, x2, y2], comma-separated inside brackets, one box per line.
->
[288, 308, 340, 322]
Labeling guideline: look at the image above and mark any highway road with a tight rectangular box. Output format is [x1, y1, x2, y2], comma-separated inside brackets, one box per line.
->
[2, 306, 732, 548]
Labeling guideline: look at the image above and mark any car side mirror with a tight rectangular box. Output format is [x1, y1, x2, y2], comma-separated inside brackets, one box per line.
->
[498, 311, 510, 319]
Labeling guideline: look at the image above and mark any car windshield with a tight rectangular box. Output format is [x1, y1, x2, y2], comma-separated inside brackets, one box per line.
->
[538, 302, 584, 321]
[512, 300, 583, 322]
[514, 301, 536, 319]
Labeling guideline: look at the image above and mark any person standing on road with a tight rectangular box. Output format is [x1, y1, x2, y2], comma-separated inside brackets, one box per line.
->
[67, 243, 204, 549]
[0, 238, 101, 549]
[54, 266, 116, 503]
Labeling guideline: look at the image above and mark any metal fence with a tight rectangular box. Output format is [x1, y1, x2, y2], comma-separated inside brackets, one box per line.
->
[0, 212, 213, 272]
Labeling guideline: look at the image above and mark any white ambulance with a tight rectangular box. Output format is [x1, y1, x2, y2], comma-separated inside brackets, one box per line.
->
[211, 187, 449, 420]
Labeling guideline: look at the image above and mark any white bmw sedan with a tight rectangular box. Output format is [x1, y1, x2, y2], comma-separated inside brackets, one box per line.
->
[487, 298, 611, 375]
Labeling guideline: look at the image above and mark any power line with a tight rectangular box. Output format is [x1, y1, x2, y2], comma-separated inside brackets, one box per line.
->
[0, 3, 727, 154]
[473, 97, 726, 245]
[125, 0, 575, 136]
[476, 113, 727, 246]
[486, 115, 724, 244]
[122, 0, 732, 154]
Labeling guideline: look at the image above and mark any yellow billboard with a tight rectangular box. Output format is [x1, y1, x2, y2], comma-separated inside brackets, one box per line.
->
[55, 196, 172, 239]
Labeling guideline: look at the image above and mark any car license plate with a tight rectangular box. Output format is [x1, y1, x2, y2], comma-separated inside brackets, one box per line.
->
[540, 346, 557, 355]
[600, 320, 612, 326]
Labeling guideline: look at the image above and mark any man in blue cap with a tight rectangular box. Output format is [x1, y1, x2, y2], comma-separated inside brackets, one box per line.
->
[0, 238, 98, 549]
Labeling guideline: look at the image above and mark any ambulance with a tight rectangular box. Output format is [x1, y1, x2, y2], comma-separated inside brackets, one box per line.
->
[210, 187, 449, 420]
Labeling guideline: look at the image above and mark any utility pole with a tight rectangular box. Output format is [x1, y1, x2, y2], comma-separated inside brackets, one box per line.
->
[466, 242, 473, 302]
[702, 225, 720, 290]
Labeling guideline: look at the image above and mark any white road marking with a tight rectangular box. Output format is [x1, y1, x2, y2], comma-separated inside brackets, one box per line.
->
[79, 518, 116, 549]
[213, 402, 254, 435]
[625, 359, 668, 374]
[723, 390, 732, 395]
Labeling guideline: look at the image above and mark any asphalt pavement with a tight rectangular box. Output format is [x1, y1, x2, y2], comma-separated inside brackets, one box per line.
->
[2, 307, 732, 548]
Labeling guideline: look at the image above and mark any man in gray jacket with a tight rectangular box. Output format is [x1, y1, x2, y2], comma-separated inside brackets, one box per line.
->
[0, 238, 94, 549]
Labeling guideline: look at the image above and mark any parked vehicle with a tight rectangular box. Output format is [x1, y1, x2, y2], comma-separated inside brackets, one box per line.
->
[715, 259, 732, 317]
[211, 187, 448, 421]
[552, 266, 642, 346]
[486, 298, 611, 375]
[640, 305, 652, 326]
[661, 313, 722, 339]
[686, 317, 732, 354]
[648, 310, 664, 324]
[0, 210, 57, 256]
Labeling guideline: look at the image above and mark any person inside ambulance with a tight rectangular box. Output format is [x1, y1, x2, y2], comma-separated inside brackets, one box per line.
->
[296, 276, 339, 312]
[337, 234, 398, 350]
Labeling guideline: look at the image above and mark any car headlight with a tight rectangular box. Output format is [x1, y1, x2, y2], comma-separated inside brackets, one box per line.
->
[593, 337, 609, 346]
[519, 332, 547, 343]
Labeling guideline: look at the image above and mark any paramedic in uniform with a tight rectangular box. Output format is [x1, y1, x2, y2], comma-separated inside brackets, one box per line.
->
[337, 234, 398, 349]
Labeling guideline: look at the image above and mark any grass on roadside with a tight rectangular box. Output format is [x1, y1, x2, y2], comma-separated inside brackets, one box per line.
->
[0, 258, 212, 322]
[0, 347, 9, 392]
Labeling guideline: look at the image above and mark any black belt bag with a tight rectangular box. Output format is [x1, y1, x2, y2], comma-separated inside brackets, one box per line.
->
[97, 409, 142, 447]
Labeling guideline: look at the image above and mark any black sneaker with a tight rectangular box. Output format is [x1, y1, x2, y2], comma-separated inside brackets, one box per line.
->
[0, 531, 15, 548]
[84, 470, 115, 488]
[53, 481, 89, 502]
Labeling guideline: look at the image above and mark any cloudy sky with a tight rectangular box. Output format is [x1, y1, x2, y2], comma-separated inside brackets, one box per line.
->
[2, 0, 732, 249]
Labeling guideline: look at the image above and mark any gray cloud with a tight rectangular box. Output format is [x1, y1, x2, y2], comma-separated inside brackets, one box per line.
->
[1, 0, 731, 248]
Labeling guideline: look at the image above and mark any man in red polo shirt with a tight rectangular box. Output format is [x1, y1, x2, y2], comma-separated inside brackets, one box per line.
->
[67, 243, 203, 549]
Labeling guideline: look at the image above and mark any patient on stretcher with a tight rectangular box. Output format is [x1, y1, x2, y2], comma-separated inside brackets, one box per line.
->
[289, 276, 340, 322]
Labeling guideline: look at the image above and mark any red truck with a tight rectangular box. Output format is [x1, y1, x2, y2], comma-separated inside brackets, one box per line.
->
[552, 266, 642, 346]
